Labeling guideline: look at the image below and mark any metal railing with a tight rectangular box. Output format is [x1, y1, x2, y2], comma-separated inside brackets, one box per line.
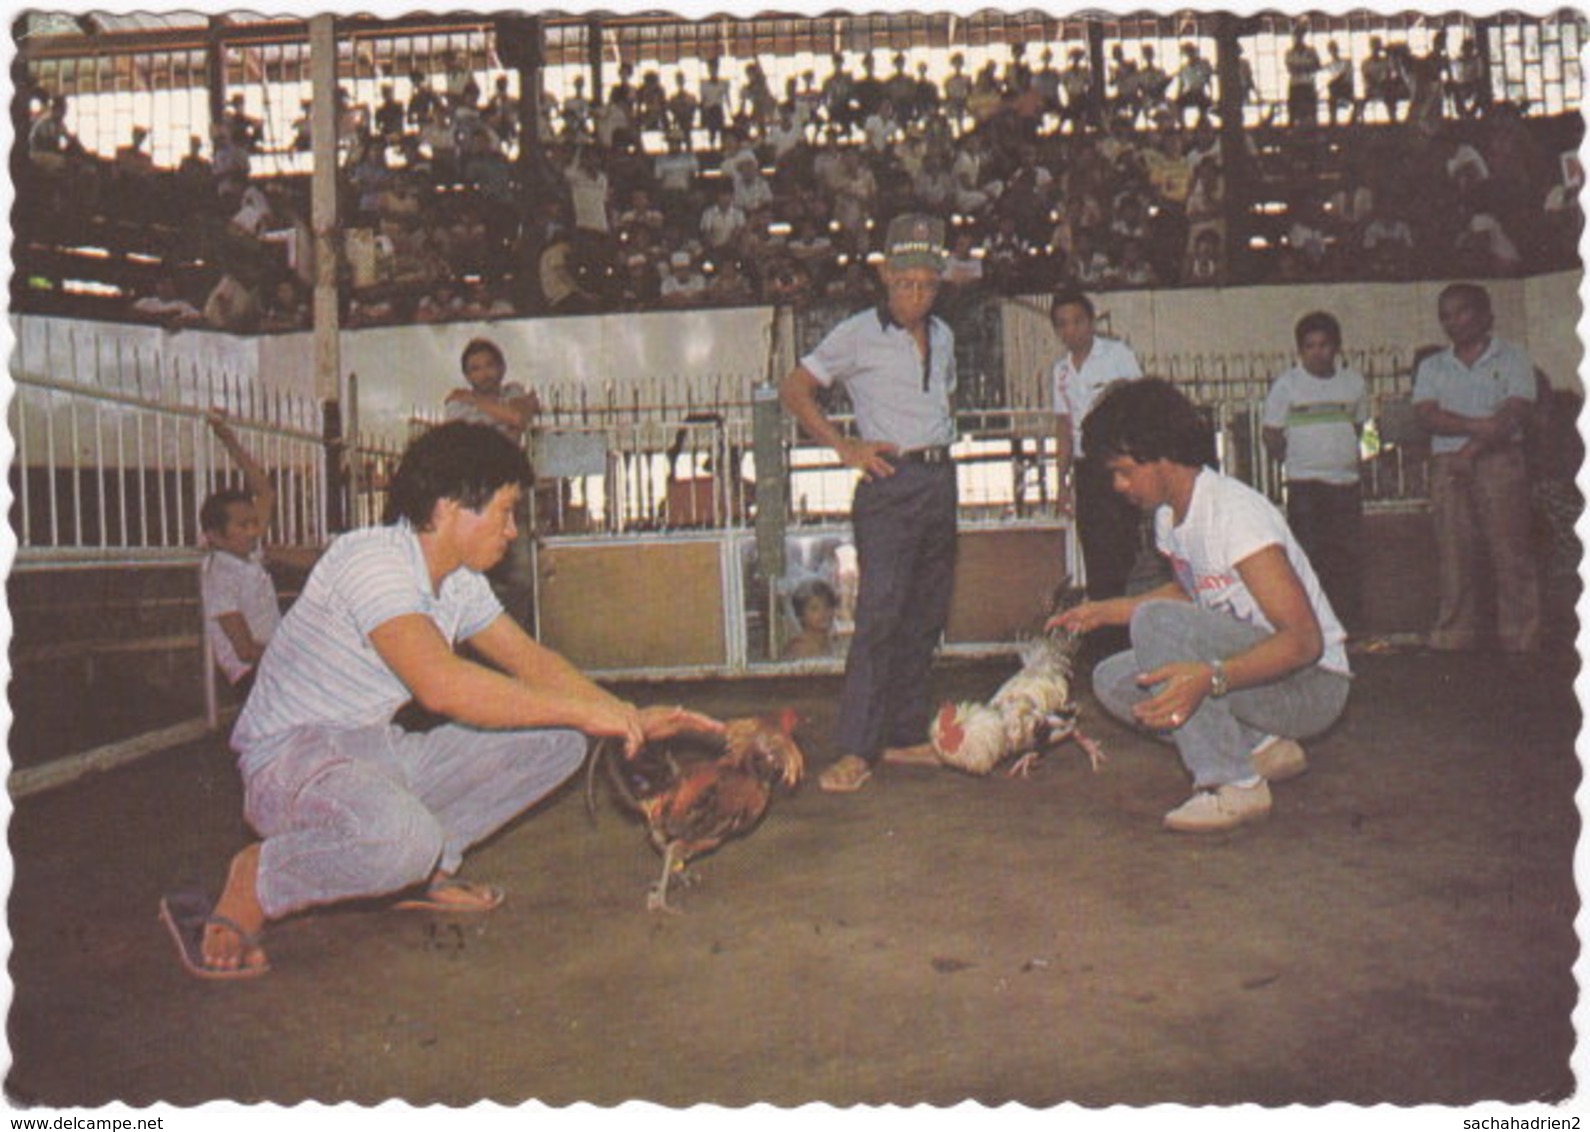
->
[9, 345, 328, 569]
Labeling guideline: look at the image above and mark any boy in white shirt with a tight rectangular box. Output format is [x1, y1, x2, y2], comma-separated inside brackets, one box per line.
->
[1262, 311, 1369, 631]
[200, 412, 319, 694]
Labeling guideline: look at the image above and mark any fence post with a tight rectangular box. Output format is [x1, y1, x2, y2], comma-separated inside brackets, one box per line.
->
[323, 398, 347, 533]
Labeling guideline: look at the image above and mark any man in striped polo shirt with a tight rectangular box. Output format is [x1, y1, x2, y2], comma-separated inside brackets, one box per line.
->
[162, 422, 718, 979]
[1262, 311, 1370, 633]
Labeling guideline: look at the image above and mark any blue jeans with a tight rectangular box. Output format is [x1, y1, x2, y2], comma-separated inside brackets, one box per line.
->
[243, 722, 585, 918]
[1091, 600, 1351, 788]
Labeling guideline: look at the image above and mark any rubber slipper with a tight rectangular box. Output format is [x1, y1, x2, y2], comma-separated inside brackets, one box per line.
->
[393, 878, 505, 914]
[158, 891, 270, 981]
[818, 755, 873, 793]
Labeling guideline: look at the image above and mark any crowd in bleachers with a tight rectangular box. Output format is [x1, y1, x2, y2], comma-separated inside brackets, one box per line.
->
[13, 32, 1584, 333]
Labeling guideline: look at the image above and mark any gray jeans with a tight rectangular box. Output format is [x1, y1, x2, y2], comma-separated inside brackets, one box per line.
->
[242, 722, 585, 918]
[1092, 600, 1351, 788]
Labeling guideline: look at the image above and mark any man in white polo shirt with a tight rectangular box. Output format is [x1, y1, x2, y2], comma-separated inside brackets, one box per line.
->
[162, 422, 718, 979]
[1413, 282, 1541, 653]
[1050, 288, 1149, 646]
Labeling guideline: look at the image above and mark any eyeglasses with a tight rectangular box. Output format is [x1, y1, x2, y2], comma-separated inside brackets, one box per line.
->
[887, 278, 941, 295]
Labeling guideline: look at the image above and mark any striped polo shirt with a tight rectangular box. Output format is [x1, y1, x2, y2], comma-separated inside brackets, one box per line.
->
[232, 521, 502, 776]
[1262, 364, 1369, 486]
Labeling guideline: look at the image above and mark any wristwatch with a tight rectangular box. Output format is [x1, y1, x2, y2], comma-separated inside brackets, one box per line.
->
[1208, 659, 1230, 698]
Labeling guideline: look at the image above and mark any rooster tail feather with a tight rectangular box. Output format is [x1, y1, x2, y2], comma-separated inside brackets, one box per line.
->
[586, 736, 644, 821]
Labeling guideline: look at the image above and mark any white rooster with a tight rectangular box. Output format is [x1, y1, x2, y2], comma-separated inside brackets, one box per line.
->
[929, 589, 1105, 778]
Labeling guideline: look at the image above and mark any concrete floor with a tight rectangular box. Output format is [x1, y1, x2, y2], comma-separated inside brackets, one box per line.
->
[4, 644, 1583, 1113]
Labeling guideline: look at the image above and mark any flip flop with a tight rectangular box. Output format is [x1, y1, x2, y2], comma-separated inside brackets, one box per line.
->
[393, 878, 506, 914]
[818, 755, 873, 793]
[158, 890, 270, 981]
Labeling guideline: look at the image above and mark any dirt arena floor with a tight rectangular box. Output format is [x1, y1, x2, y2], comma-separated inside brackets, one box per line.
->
[5, 643, 1584, 1111]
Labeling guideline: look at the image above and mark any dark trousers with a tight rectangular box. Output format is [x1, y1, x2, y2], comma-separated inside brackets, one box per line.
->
[836, 463, 958, 763]
[1076, 456, 1144, 602]
[1286, 479, 1363, 632]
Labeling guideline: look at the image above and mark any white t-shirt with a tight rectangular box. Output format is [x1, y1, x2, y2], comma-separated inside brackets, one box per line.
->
[203, 546, 281, 684]
[1051, 334, 1143, 453]
[1262, 364, 1369, 485]
[1156, 468, 1350, 676]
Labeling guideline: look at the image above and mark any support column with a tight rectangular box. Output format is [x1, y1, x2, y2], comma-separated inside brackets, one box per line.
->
[309, 15, 348, 528]
[1213, 13, 1256, 283]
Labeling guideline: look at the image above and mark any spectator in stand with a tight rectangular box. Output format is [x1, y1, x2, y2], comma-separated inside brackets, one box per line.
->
[114, 125, 155, 174]
[1137, 46, 1171, 125]
[667, 70, 699, 140]
[375, 84, 407, 141]
[224, 93, 264, 153]
[1182, 228, 1225, 284]
[1285, 28, 1322, 127]
[707, 255, 755, 306]
[699, 182, 747, 252]
[1059, 47, 1095, 135]
[740, 61, 777, 132]
[659, 250, 708, 306]
[418, 102, 458, 181]
[654, 130, 701, 220]
[407, 70, 440, 129]
[1405, 31, 1448, 129]
[560, 75, 591, 139]
[731, 158, 773, 213]
[943, 53, 972, 133]
[699, 59, 731, 148]
[205, 272, 263, 333]
[1361, 37, 1405, 123]
[1174, 43, 1215, 129]
[765, 103, 804, 163]
[634, 70, 668, 135]
[563, 143, 611, 233]
[1104, 61, 1139, 136]
[131, 278, 204, 326]
[1361, 195, 1416, 278]
[1324, 40, 1355, 125]
[1449, 38, 1486, 118]
[942, 228, 985, 289]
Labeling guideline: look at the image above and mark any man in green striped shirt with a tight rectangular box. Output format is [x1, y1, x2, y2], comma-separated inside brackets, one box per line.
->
[1262, 311, 1369, 632]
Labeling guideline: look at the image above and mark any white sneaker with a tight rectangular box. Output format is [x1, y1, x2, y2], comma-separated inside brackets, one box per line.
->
[1163, 781, 1273, 833]
[1251, 737, 1308, 783]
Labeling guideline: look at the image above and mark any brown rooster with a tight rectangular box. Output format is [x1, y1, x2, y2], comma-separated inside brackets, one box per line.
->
[587, 709, 805, 912]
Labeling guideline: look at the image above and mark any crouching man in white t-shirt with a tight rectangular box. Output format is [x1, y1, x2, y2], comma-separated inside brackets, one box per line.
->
[1048, 378, 1352, 833]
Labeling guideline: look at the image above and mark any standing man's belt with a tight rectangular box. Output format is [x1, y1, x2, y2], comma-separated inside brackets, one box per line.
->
[891, 446, 953, 465]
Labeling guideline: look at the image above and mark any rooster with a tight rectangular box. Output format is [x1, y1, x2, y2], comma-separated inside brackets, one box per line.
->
[930, 587, 1105, 779]
[586, 709, 805, 912]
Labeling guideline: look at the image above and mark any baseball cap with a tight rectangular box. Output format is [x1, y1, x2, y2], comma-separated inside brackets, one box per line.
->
[884, 213, 948, 272]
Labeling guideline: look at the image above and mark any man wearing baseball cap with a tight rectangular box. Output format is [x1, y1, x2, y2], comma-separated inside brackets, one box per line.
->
[780, 213, 959, 792]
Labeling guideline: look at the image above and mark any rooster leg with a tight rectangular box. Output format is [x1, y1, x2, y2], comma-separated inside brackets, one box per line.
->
[647, 842, 688, 915]
[1074, 731, 1107, 772]
[1005, 751, 1042, 779]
